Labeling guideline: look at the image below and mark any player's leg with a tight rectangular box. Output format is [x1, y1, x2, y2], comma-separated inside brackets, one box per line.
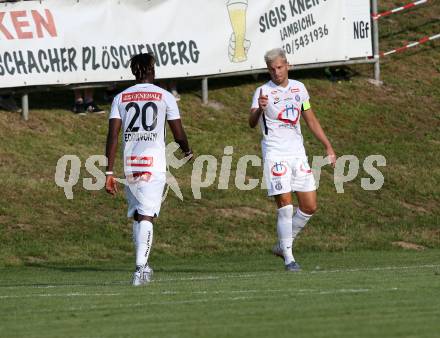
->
[281, 158, 316, 272]
[265, 159, 297, 270]
[133, 211, 154, 271]
[132, 211, 154, 286]
[290, 157, 317, 242]
[292, 190, 316, 241]
[126, 183, 149, 286]
[129, 172, 166, 285]
[274, 193, 295, 266]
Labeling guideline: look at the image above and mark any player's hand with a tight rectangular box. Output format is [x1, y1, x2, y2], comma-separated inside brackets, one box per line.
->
[184, 150, 194, 162]
[258, 88, 268, 111]
[326, 147, 337, 168]
[105, 175, 118, 195]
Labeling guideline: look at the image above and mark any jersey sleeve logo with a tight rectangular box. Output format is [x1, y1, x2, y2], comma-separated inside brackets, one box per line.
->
[122, 92, 162, 102]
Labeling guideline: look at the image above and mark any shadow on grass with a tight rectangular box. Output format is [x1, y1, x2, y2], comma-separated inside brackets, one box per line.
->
[14, 253, 281, 274]
[22, 263, 129, 273]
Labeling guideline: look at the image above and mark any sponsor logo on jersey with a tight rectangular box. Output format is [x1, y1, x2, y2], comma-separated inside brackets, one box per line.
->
[275, 181, 283, 190]
[271, 162, 287, 177]
[122, 92, 162, 103]
[126, 171, 153, 183]
[295, 94, 301, 102]
[290, 87, 300, 93]
[126, 156, 154, 167]
[271, 90, 279, 95]
[277, 104, 301, 126]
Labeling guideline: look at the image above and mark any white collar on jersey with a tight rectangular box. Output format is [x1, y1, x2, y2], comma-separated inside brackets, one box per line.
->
[269, 80, 292, 92]
[134, 82, 153, 87]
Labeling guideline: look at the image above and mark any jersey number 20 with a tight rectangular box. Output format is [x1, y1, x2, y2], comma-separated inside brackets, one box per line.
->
[125, 102, 158, 132]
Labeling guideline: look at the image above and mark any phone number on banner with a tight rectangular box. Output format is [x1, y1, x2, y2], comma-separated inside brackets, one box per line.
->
[283, 24, 329, 55]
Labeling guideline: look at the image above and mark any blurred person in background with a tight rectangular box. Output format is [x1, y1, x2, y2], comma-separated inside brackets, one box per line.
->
[72, 88, 105, 115]
[0, 94, 21, 113]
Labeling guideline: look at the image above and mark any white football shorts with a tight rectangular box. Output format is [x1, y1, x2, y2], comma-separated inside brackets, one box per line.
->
[125, 172, 166, 218]
[264, 157, 316, 196]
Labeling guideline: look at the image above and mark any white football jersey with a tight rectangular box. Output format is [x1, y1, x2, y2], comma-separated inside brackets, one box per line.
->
[251, 79, 311, 158]
[110, 83, 180, 173]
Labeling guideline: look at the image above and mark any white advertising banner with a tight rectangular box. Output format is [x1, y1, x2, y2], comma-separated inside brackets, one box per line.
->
[0, 0, 372, 89]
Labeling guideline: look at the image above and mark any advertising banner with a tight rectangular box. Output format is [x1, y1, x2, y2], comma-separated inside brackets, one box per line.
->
[0, 0, 372, 88]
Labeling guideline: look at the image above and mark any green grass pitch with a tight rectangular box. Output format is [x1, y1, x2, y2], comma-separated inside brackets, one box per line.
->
[1, 250, 439, 338]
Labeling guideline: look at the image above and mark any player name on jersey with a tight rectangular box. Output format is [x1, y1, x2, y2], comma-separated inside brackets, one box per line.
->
[124, 131, 158, 142]
[122, 92, 163, 102]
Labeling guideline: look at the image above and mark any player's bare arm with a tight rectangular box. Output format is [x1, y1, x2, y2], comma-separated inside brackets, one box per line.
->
[168, 119, 193, 159]
[105, 118, 122, 195]
[249, 88, 268, 128]
[302, 108, 336, 167]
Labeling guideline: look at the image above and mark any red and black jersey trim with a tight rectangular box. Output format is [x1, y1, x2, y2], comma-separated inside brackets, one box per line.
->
[262, 112, 269, 135]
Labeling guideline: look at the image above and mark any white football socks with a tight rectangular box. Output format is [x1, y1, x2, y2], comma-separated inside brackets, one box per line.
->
[292, 208, 313, 241]
[277, 205, 294, 265]
[135, 220, 153, 267]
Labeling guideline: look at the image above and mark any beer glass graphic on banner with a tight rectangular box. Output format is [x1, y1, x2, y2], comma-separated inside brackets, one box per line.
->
[227, 0, 248, 62]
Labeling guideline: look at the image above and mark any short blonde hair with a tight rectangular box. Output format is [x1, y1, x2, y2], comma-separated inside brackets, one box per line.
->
[264, 48, 287, 64]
